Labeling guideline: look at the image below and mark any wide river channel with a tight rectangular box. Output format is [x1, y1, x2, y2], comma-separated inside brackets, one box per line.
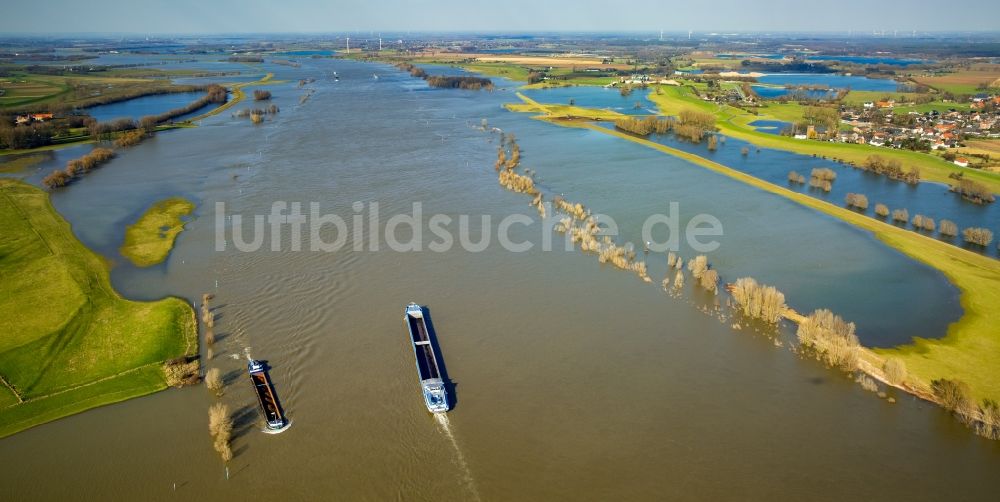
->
[1, 57, 998, 500]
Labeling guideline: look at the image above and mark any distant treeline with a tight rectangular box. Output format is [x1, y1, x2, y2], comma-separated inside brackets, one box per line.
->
[227, 56, 264, 63]
[0, 53, 94, 62]
[394, 62, 494, 90]
[0, 62, 148, 77]
[739, 60, 834, 73]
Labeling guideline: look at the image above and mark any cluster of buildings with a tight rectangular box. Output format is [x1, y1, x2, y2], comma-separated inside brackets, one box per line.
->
[14, 113, 54, 125]
[835, 95, 999, 160]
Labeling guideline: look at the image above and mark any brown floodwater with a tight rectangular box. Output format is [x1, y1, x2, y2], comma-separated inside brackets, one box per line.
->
[0, 59, 998, 501]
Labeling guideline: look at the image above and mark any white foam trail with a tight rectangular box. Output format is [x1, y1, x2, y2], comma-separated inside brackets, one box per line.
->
[434, 413, 480, 501]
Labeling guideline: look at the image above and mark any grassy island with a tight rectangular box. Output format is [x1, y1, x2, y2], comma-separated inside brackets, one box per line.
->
[120, 197, 196, 267]
[0, 179, 196, 438]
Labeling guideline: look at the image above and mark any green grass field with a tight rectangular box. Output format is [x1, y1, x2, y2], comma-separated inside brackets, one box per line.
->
[0, 179, 196, 438]
[510, 95, 1000, 404]
[0, 73, 188, 111]
[120, 197, 196, 267]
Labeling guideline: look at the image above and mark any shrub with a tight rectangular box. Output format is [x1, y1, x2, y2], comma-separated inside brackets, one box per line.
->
[861, 155, 920, 184]
[707, 135, 718, 151]
[797, 309, 859, 370]
[931, 379, 974, 417]
[979, 400, 1000, 440]
[788, 171, 806, 184]
[950, 179, 995, 204]
[253, 89, 272, 101]
[845, 193, 868, 210]
[962, 227, 993, 247]
[42, 170, 71, 189]
[205, 368, 223, 396]
[208, 402, 233, 462]
[678, 108, 716, 129]
[614, 116, 672, 136]
[741, 146, 749, 156]
[809, 177, 832, 192]
[688, 255, 708, 279]
[163, 358, 199, 387]
[674, 123, 705, 142]
[874, 203, 889, 218]
[882, 358, 907, 385]
[673, 270, 684, 289]
[810, 167, 837, 181]
[891, 208, 909, 223]
[114, 129, 147, 148]
[856, 374, 878, 392]
[700, 269, 719, 293]
[940, 219, 958, 237]
[730, 277, 786, 324]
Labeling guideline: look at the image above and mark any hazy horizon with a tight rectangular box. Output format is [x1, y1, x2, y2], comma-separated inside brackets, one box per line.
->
[2, 0, 998, 35]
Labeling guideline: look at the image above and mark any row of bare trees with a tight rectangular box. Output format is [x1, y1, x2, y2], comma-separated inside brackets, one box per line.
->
[950, 179, 995, 205]
[613, 116, 672, 136]
[42, 147, 115, 188]
[857, 155, 921, 184]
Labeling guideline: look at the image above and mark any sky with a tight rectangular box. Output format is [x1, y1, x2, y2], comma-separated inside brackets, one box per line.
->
[1, 0, 997, 34]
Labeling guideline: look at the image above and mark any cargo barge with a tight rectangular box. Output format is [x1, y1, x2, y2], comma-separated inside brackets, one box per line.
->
[248, 359, 290, 433]
[404, 303, 449, 413]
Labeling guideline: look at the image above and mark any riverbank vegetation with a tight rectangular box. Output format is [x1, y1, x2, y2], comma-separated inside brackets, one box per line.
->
[845, 193, 869, 210]
[393, 62, 494, 90]
[860, 155, 921, 184]
[950, 179, 995, 204]
[120, 197, 196, 267]
[614, 116, 672, 136]
[208, 402, 233, 462]
[729, 277, 787, 323]
[42, 147, 115, 188]
[0, 179, 196, 438]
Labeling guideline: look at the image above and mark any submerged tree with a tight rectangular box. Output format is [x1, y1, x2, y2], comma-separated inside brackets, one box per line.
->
[730, 277, 786, 324]
[963, 227, 994, 247]
[940, 219, 959, 237]
[796, 309, 859, 370]
[874, 203, 890, 218]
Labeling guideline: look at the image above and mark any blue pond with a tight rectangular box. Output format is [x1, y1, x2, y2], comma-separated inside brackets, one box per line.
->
[752, 86, 837, 99]
[85, 92, 218, 122]
[748, 120, 793, 135]
[756, 73, 902, 92]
